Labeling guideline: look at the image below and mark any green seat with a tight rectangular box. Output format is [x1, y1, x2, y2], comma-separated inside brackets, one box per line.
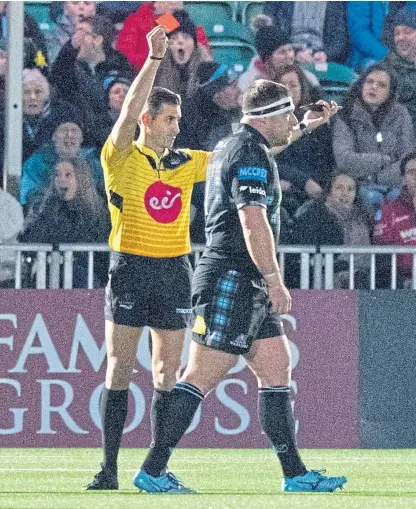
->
[204, 20, 255, 46]
[184, 1, 237, 28]
[211, 45, 254, 70]
[302, 62, 358, 104]
[240, 1, 264, 26]
[25, 1, 54, 32]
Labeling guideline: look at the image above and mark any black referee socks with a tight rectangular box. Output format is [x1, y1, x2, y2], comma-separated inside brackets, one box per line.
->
[100, 387, 129, 474]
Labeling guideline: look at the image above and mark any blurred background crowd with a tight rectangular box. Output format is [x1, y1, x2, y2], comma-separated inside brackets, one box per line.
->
[2, 0, 416, 289]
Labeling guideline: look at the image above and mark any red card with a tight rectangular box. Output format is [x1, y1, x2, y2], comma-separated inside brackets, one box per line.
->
[155, 13, 181, 33]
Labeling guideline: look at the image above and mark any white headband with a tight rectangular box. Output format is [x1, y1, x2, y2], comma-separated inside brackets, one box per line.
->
[243, 96, 295, 118]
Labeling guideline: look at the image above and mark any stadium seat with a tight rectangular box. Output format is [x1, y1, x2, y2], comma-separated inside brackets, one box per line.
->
[204, 21, 255, 70]
[204, 20, 255, 46]
[240, 1, 264, 26]
[25, 1, 54, 32]
[210, 45, 254, 71]
[184, 1, 237, 27]
[302, 62, 358, 104]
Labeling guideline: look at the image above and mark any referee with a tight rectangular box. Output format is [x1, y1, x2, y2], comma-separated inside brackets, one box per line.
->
[87, 26, 210, 490]
[134, 80, 347, 493]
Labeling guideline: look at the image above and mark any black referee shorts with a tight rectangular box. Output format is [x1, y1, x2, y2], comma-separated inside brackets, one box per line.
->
[105, 251, 193, 330]
[192, 256, 285, 355]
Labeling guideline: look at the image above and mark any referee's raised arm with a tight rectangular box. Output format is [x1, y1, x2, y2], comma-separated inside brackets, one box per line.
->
[111, 26, 168, 152]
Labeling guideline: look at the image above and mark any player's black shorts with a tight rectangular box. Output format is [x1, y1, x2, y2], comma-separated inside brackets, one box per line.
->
[192, 255, 285, 355]
[105, 251, 193, 329]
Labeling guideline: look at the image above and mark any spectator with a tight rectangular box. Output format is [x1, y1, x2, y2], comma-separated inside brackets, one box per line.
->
[176, 62, 241, 151]
[264, 1, 350, 64]
[0, 68, 81, 172]
[0, 1, 48, 65]
[103, 74, 131, 125]
[116, 1, 210, 73]
[175, 62, 242, 244]
[20, 115, 104, 208]
[20, 157, 110, 288]
[0, 186, 24, 288]
[373, 152, 416, 286]
[46, 1, 97, 65]
[332, 64, 415, 211]
[238, 15, 320, 93]
[273, 64, 334, 214]
[381, 9, 416, 129]
[154, 10, 211, 98]
[291, 172, 371, 288]
[51, 15, 132, 149]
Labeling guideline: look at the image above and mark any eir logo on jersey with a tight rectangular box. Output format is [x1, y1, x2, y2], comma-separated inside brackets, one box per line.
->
[144, 181, 182, 223]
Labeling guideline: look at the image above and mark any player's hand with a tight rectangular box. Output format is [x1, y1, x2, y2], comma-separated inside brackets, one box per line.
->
[147, 25, 169, 59]
[302, 100, 341, 130]
[267, 281, 292, 315]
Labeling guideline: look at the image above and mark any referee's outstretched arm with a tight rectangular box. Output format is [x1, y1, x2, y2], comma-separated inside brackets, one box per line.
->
[111, 26, 168, 153]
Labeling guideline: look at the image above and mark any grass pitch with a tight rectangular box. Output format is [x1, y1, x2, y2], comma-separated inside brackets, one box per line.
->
[0, 448, 415, 509]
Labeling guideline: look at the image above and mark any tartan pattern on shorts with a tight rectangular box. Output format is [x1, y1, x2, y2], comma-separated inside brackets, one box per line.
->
[207, 270, 240, 344]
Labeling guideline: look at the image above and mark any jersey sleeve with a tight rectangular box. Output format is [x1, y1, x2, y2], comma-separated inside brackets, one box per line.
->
[229, 143, 270, 210]
[190, 150, 211, 183]
[101, 135, 134, 192]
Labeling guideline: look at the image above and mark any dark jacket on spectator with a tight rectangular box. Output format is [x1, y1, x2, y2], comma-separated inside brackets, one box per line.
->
[277, 124, 334, 194]
[51, 45, 131, 149]
[264, 1, 350, 63]
[0, 11, 48, 64]
[381, 51, 416, 130]
[20, 194, 110, 287]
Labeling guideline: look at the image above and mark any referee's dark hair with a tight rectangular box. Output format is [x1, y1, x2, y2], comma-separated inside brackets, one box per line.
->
[400, 152, 416, 176]
[147, 87, 182, 118]
[242, 79, 290, 113]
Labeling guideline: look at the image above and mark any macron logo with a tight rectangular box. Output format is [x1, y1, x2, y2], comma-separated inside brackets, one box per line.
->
[238, 166, 267, 183]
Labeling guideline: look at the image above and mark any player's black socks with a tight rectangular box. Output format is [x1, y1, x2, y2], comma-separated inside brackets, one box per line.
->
[100, 387, 128, 474]
[258, 386, 307, 478]
[150, 389, 173, 447]
[141, 382, 204, 477]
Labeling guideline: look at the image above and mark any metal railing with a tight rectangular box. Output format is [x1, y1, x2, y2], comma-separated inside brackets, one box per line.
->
[1, 243, 416, 290]
[320, 246, 416, 290]
[0, 243, 52, 289]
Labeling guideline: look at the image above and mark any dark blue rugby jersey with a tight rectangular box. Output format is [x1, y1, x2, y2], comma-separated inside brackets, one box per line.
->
[204, 123, 281, 263]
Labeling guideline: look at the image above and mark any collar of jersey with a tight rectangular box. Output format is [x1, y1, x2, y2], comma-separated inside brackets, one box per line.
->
[239, 123, 271, 148]
[135, 142, 169, 164]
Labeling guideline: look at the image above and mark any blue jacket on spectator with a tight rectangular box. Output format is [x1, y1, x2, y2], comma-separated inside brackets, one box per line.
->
[347, 1, 390, 70]
[20, 143, 104, 206]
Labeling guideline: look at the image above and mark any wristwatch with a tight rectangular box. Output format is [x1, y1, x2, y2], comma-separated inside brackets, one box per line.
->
[299, 121, 311, 134]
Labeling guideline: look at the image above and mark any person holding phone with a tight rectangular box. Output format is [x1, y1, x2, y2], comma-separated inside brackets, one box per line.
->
[86, 25, 210, 491]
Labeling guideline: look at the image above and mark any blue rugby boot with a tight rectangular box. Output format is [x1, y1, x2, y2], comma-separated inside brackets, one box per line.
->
[133, 469, 196, 494]
[283, 469, 347, 492]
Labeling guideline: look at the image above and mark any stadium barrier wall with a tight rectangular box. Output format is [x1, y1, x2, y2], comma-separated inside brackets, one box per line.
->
[0, 290, 360, 448]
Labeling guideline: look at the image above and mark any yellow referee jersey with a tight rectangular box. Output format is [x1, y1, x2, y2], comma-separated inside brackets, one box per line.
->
[101, 137, 210, 258]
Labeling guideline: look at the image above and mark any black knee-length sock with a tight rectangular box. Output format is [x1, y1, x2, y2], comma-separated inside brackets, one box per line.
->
[258, 386, 307, 478]
[100, 388, 128, 474]
[141, 382, 204, 477]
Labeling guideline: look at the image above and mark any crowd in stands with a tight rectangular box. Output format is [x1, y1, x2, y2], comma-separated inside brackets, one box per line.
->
[1, 1, 416, 289]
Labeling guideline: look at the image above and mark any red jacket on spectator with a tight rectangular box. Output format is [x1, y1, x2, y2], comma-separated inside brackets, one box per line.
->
[373, 187, 416, 276]
[116, 2, 210, 72]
